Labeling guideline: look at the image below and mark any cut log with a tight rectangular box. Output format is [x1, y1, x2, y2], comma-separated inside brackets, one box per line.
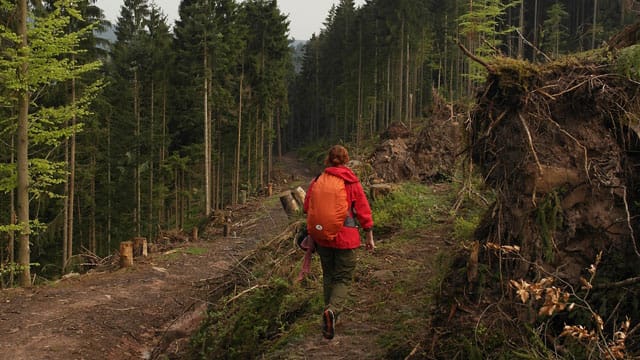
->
[120, 241, 134, 268]
[132, 237, 147, 257]
[291, 186, 306, 208]
[280, 192, 300, 216]
[370, 184, 393, 201]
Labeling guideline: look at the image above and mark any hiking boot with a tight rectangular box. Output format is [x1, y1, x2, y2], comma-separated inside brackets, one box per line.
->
[322, 309, 335, 339]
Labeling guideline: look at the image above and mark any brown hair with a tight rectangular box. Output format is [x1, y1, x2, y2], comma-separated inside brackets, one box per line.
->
[324, 145, 349, 166]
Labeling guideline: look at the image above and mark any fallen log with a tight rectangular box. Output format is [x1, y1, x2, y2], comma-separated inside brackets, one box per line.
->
[279, 192, 300, 216]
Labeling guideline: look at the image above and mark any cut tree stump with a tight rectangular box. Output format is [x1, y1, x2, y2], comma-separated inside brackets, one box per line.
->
[291, 186, 306, 208]
[120, 241, 134, 268]
[280, 192, 300, 216]
[370, 184, 393, 201]
[132, 237, 148, 257]
[192, 227, 198, 241]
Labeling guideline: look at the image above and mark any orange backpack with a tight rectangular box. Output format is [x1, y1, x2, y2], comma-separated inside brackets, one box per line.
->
[307, 173, 349, 241]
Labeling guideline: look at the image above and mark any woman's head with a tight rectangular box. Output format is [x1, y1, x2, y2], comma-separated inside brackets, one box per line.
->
[324, 145, 349, 166]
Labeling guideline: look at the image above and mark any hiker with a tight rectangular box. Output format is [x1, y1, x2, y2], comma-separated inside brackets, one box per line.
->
[303, 145, 375, 340]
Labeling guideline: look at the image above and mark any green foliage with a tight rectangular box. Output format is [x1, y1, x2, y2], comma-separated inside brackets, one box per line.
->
[535, 191, 563, 263]
[614, 44, 640, 81]
[192, 277, 317, 359]
[457, 0, 521, 81]
[541, 2, 569, 58]
[453, 215, 481, 242]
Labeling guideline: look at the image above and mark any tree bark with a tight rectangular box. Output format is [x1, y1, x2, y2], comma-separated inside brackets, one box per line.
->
[119, 241, 134, 268]
[134, 68, 141, 237]
[204, 39, 211, 216]
[17, 0, 31, 287]
[235, 66, 243, 205]
[67, 74, 77, 271]
[279, 192, 300, 216]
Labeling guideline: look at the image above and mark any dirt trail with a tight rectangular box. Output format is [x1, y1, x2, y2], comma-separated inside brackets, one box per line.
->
[0, 154, 313, 360]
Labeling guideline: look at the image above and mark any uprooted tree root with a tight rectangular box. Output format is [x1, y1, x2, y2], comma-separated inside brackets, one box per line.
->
[440, 46, 640, 357]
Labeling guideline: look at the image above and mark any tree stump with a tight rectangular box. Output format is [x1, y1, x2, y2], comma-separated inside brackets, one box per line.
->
[279, 192, 300, 216]
[291, 186, 306, 208]
[239, 190, 247, 204]
[370, 184, 393, 201]
[120, 241, 134, 268]
[267, 183, 273, 197]
[132, 237, 148, 257]
[192, 227, 198, 241]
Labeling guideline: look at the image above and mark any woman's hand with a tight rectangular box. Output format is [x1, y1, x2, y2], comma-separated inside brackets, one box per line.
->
[365, 230, 375, 251]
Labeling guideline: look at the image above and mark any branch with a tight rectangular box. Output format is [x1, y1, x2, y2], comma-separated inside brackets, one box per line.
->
[456, 41, 492, 72]
[592, 276, 640, 290]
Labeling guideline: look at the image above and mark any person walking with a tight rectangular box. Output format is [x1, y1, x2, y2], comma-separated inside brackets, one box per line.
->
[303, 145, 375, 340]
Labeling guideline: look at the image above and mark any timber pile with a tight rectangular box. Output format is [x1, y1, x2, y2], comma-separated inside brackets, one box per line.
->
[469, 48, 640, 285]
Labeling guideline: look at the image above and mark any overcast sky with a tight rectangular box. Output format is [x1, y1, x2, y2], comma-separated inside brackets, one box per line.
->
[95, 0, 365, 41]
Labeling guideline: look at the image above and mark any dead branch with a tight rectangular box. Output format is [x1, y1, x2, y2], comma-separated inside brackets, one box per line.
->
[226, 284, 268, 305]
[518, 113, 543, 174]
[456, 41, 492, 71]
[515, 29, 552, 62]
[592, 276, 640, 290]
[622, 186, 640, 259]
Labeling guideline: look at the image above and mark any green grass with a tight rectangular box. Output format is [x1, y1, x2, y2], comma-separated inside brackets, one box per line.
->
[371, 182, 455, 235]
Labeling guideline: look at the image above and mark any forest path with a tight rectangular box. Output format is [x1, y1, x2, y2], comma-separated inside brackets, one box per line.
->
[268, 183, 452, 359]
[0, 153, 314, 360]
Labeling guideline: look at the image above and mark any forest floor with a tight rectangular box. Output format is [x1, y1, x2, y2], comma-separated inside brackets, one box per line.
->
[0, 153, 454, 359]
[0, 154, 316, 360]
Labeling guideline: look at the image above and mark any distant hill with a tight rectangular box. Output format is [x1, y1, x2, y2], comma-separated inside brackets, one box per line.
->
[95, 23, 116, 44]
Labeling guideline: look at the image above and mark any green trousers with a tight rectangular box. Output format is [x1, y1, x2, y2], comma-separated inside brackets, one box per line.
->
[316, 245, 357, 317]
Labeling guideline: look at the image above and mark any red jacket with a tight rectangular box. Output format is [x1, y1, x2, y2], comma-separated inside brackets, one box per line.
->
[303, 166, 374, 249]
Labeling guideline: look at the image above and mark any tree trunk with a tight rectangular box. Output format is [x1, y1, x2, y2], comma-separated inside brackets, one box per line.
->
[134, 68, 141, 237]
[204, 41, 211, 216]
[107, 114, 112, 254]
[90, 153, 96, 254]
[119, 241, 133, 268]
[69, 76, 77, 265]
[235, 67, 243, 205]
[518, 1, 524, 59]
[276, 107, 282, 159]
[160, 84, 167, 225]
[279, 192, 300, 216]
[149, 80, 154, 242]
[17, 0, 31, 287]
[592, 0, 598, 49]
[9, 136, 15, 285]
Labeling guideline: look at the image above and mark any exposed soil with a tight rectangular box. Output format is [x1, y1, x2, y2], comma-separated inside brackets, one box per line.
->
[0, 154, 311, 360]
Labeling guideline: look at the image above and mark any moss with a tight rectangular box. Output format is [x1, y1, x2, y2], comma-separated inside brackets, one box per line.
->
[535, 191, 563, 263]
[614, 44, 640, 81]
